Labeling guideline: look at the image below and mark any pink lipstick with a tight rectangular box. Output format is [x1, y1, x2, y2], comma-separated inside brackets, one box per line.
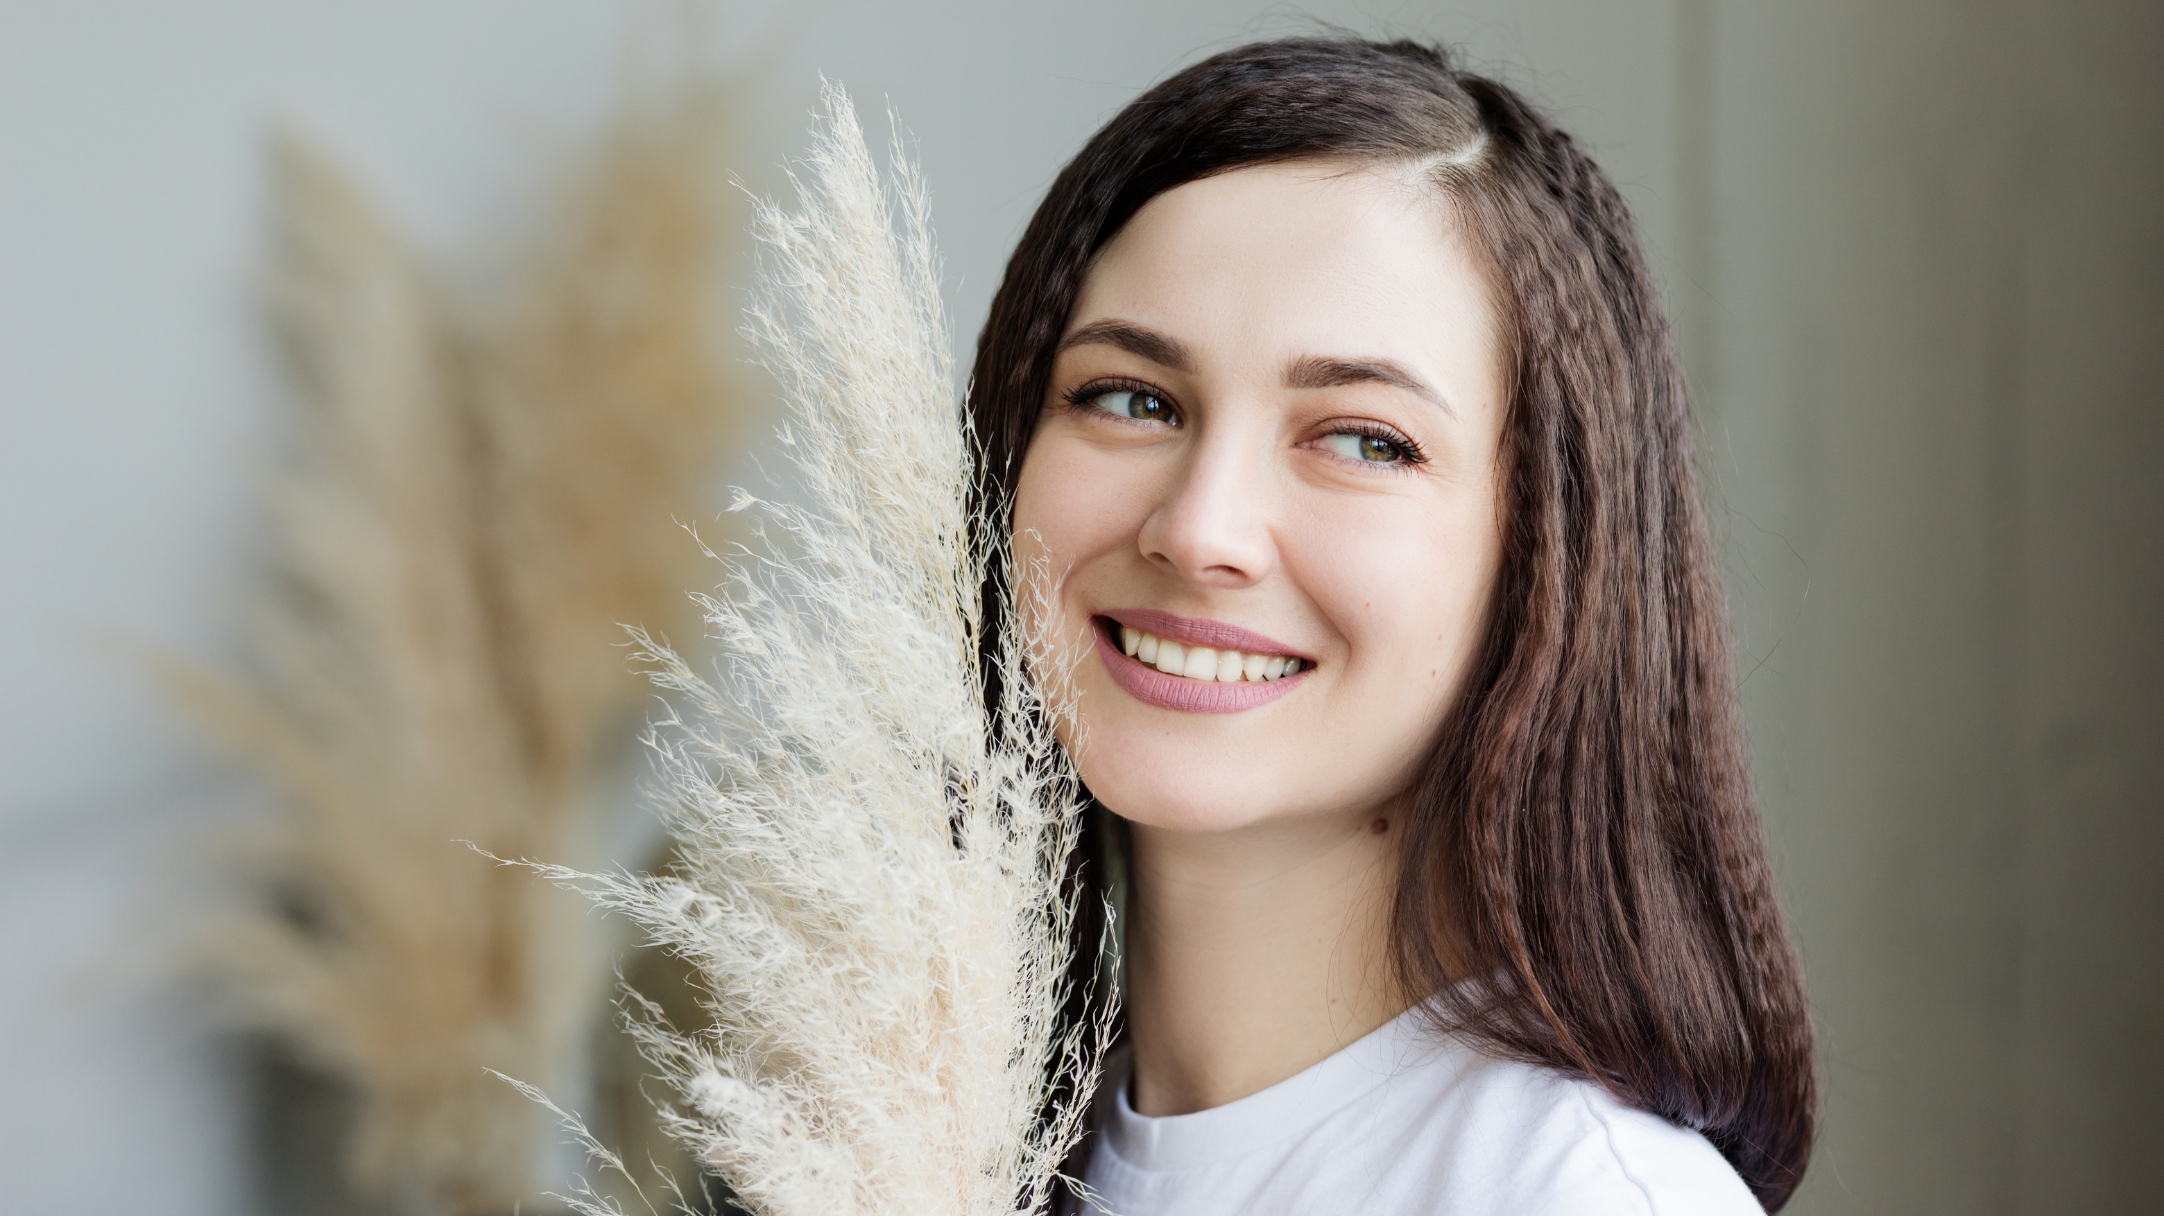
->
[1101, 608, 1310, 662]
[1091, 613, 1311, 714]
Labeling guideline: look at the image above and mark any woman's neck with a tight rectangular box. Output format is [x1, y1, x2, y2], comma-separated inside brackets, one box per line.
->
[1121, 808, 1404, 1117]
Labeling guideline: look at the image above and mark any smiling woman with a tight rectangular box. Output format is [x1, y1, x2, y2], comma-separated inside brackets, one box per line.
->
[1020, 159, 1506, 839]
[976, 38, 1815, 1216]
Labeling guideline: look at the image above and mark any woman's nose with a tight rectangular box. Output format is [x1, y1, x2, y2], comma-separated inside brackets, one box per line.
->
[1135, 429, 1278, 588]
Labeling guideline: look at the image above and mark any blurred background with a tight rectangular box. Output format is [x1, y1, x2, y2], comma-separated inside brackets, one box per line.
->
[1, 1, 2157, 1213]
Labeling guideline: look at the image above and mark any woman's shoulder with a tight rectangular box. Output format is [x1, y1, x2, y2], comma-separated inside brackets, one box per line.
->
[1370, 1037, 1763, 1216]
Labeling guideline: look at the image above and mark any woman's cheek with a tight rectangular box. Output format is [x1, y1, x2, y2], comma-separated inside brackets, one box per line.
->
[1023, 433, 1147, 561]
[1295, 493, 1492, 703]
[1284, 498, 1421, 629]
[1015, 433, 1132, 635]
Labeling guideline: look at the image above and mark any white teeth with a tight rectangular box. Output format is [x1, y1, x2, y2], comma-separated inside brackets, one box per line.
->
[1216, 649, 1244, 682]
[1112, 623, 1302, 684]
[1182, 646, 1218, 680]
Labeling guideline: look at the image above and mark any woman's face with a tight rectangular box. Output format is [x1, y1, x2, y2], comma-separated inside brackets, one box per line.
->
[1012, 160, 1508, 836]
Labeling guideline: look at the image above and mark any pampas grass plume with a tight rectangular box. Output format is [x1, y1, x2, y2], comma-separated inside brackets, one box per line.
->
[155, 82, 749, 1214]
[545, 83, 1106, 1216]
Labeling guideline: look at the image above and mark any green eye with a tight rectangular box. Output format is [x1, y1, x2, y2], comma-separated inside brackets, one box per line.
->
[1093, 389, 1177, 425]
[1321, 431, 1407, 463]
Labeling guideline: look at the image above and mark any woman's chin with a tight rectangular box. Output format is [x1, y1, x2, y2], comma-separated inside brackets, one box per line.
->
[1080, 766, 1311, 836]
[1103, 800, 1275, 836]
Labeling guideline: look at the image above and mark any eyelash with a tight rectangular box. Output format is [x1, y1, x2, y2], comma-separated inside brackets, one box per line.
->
[1062, 377, 1180, 426]
[1060, 378, 1429, 470]
[1313, 419, 1430, 470]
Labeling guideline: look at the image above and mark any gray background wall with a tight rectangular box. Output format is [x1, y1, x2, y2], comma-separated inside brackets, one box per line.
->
[1, 1, 2155, 1212]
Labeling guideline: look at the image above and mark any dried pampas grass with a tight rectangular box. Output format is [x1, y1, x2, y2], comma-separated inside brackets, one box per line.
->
[538, 84, 1107, 1216]
[156, 85, 748, 1214]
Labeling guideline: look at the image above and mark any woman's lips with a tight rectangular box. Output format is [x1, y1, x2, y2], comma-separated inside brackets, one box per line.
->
[1090, 618, 1310, 714]
[1100, 608, 1309, 662]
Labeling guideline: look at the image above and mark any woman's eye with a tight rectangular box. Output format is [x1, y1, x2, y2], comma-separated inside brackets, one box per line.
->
[1320, 431, 1410, 463]
[1090, 389, 1178, 425]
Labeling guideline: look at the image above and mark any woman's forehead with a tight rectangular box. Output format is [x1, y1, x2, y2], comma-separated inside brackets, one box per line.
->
[1069, 164, 1497, 383]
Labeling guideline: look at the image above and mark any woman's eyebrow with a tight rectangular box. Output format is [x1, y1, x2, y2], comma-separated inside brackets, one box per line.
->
[1056, 319, 1194, 371]
[1285, 354, 1456, 418]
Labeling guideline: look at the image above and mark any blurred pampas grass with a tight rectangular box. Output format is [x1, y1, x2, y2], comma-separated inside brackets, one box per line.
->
[534, 84, 1108, 1216]
[153, 82, 750, 1214]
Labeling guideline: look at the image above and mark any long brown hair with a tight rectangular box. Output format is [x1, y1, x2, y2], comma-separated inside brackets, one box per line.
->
[970, 37, 1815, 1211]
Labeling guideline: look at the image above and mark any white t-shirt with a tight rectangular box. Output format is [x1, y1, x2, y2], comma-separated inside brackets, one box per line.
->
[1079, 1004, 1761, 1216]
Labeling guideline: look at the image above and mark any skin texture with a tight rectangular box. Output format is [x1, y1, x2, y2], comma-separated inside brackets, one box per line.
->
[1011, 161, 1510, 1117]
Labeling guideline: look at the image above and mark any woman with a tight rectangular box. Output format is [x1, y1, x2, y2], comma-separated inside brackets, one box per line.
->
[971, 37, 1816, 1215]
